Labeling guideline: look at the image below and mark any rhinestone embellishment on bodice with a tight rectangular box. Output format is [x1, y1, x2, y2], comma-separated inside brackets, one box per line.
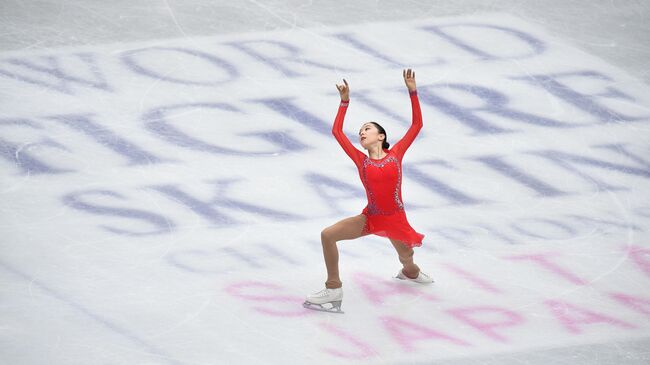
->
[361, 155, 404, 215]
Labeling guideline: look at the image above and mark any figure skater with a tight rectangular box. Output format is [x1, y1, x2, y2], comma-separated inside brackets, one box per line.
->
[304, 69, 433, 314]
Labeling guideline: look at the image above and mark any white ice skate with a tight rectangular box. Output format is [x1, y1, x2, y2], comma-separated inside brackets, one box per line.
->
[303, 287, 344, 314]
[395, 269, 434, 284]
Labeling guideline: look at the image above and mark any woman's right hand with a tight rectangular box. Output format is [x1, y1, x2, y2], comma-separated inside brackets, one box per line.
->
[336, 79, 350, 101]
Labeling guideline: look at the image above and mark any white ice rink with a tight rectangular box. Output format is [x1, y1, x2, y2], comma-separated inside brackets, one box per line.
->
[1, 1, 650, 364]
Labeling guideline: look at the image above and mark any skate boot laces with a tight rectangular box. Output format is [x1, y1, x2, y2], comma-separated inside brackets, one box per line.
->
[306, 287, 343, 303]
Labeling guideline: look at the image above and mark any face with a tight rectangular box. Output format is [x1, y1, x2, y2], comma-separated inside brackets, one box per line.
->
[358, 122, 384, 149]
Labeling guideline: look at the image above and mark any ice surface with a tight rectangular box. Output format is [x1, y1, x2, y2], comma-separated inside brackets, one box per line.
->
[1, 1, 650, 364]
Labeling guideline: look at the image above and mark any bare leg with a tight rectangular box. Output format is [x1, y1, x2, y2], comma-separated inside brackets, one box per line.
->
[389, 239, 421, 279]
[321, 214, 368, 289]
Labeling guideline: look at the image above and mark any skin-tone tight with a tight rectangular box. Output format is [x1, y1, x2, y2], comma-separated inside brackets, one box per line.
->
[320, 214, 421, 289]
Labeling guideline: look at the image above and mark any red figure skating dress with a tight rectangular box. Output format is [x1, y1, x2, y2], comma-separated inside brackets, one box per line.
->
[332, 90, 424, 248]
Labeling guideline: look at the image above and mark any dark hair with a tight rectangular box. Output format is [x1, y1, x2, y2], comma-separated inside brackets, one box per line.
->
[368, 122, 390, 149]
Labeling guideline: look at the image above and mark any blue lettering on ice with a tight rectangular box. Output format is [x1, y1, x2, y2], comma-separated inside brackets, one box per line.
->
[226, 39, 355, 77]
[473, 155, 568, 196]
[167, 244, 300, 274]
[429, 226, 475, 247]
[250, 97, 332, 136]
[354, 93, 411, 128]
[510, 218, 577, 239]
[633, 206, 650, 218]
[331, 33, 403, 67]
[48, 113, 164, 165]
[220, 247, 266, 268]
[473, 223, 520, 245]
[513, 71, 649, 123]
[407, 159, 484, 205]
[121, 47, 238, 85]
[304, 172, 365, 215]
[144, 102, 307, 155]
[0, 53, 112, 94]
[166, 250, 225, 274]
[421, 23, 546, 60]
[62, 190, 174, 235]
[242, 130, 309, 152]
[331, 32, 446, 67]
[566, 214, 642, 231]
[594, 144, 650, 169]
[0, 118, 74, 174]
[148, 180, 303, 227]
[418, 83, 576, 135]
[257, 243, 301, 265]
[527, 145, 650, 191]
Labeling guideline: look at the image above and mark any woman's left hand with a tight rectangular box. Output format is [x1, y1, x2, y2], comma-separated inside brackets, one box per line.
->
[403, 68, 416, 92]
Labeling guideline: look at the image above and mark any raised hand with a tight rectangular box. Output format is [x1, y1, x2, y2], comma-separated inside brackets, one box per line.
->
[403, 68, 416, 92]
[336, 79, 350, 101]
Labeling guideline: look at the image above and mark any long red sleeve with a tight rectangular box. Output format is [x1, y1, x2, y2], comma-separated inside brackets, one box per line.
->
[391, 90, 423, 159]
[331, 100, 365, 166]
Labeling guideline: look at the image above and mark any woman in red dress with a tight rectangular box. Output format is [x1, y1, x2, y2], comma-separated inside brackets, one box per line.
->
[304, 69, 433, 313]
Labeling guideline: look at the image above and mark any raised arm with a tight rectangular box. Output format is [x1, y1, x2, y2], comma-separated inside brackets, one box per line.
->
[332, 79, 365, 165]
[392, 69, 423, 159]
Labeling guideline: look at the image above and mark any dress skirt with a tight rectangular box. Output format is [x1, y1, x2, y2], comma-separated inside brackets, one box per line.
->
[362, 207, 424, 248]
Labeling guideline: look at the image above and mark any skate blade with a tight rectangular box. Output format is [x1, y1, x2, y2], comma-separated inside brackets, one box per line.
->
[303, 300, 344, 314]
